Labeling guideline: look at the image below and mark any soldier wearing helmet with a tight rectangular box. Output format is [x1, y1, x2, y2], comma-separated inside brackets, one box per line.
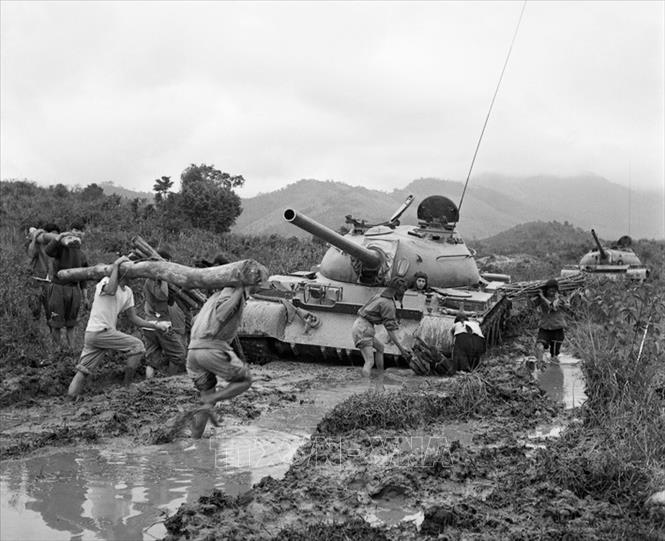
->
[352, 276, 411, 387]
[410, 271, 429, 293]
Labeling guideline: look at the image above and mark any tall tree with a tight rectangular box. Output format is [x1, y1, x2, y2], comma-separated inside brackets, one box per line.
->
[153, 176, 174, 204]
[175, 164, 244, 233]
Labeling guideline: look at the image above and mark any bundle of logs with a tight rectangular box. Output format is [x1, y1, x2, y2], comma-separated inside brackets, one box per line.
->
[501, 272, 586, 301]
[128, 236, 207, 311]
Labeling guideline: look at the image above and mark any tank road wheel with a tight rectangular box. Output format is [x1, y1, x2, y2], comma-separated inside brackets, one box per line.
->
[238, 338, 280, 366]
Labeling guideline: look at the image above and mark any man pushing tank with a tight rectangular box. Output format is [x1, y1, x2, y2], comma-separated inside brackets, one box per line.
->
[352, 277, 412, 387]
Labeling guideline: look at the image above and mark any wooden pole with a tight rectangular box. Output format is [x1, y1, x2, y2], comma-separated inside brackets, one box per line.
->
[57, 259, 268, 290]
[130, 235, 208, 307]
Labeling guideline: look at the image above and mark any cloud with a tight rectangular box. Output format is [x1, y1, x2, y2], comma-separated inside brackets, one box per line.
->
[1, 1, 663, 198]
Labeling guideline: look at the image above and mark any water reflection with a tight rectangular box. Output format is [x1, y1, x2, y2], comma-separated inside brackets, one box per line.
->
[535, 354, 587, 409]
[0, 441, 254, 541]
[1, 370, 418, 541]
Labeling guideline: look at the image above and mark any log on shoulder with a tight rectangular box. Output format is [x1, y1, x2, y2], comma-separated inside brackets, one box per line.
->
[28, 229, 59, 244]
[130, 235, 208, 308]
[58, 259, 269, 289]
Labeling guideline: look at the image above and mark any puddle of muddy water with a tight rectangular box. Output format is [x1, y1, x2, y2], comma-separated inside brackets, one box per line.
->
[526, 353, 587, 447]
[0, 368, 419, 541]
[530, 353, 587, 410]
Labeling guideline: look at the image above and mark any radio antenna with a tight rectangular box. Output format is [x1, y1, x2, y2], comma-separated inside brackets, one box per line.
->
[458, 1, 527, 214]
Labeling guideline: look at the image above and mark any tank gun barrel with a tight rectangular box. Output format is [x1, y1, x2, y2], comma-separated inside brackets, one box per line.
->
[284, 209, 382, 269]
[591, 229, 608, 260]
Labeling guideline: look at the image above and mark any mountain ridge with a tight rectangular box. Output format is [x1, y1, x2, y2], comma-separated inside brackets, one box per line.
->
[232, 176, 664, 240]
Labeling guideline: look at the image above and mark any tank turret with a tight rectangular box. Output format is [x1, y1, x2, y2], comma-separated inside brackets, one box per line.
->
[284, 196, 481, 288]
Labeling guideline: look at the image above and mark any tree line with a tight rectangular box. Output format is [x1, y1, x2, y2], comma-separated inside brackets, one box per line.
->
[0, 163, 244, 236]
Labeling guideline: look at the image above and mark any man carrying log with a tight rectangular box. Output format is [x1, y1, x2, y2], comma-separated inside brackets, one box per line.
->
[187, 256, 269, 438]
[25, 223, 60, 323]
[67, 255, 171, 399]
[143, 249, 188, 378]
[44, 220, 89, 349]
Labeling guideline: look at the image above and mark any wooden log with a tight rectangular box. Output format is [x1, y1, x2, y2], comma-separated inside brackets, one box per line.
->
[57, 259, 268, 290]
[28, 229, 59, 244]
[28, 228, 81, 247]
[130, 235, 208, 307]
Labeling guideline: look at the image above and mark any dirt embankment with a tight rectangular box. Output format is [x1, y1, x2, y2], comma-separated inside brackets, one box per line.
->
[162, 354, 664, 541]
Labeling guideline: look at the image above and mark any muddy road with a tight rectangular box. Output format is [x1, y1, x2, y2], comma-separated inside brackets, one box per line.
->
[1, 352, 662, 540]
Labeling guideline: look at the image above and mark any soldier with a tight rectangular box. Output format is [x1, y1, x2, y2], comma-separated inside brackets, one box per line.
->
[187, 258, 268, 438]
[352, 277, 412, 382]
[67, 256, 171, 399]
[26, 223, 60, 323]
[44, 220, 89, 349]
[410, 271, 429, 293]
[532, 278, 569, 364]
[450, 312, 486, 371]
[143, 249, 188, 377]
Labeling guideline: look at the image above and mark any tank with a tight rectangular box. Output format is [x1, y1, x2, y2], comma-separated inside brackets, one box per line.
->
[561, 229, 649, 281]
[238, 195, 512, 368]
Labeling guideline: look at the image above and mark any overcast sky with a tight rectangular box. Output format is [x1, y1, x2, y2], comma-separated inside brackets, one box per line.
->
[1, 1, 663, 198]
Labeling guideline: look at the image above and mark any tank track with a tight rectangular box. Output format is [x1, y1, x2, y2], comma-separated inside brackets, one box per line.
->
[238, 337, 282, 366]
[239, 337, 407, 368]
[240, 296, 511, 370]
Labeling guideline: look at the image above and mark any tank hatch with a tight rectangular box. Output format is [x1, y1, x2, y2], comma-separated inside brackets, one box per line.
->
[364, 225, 394, 236]
[417, 196, 459, 229]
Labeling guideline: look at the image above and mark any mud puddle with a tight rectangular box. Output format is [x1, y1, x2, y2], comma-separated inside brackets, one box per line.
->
[0, 368, 417, 541]
[534, 353, 587, 409]
[528, 353, 586, 445]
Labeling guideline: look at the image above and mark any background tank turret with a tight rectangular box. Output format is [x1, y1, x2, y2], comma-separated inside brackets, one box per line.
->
[561, 229, 648, 281]
[238, 195, 511, 372]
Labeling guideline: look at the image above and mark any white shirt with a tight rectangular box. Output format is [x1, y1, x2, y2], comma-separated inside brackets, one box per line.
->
[86, 277, 135, 332]
[452, 319, 484, 338]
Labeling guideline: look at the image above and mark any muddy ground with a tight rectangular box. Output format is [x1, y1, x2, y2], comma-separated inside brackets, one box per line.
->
[0, 359, 357, 460]
[1, 345, 663, 540]
[161, 354, 663, 541]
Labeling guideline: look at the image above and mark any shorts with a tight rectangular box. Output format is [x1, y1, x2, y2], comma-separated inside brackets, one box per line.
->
[47, 283, 81, 329]
[537, 328, 565, 356]
[143, 328, 187, 369]
[76, 329, 145, 375]
[186, 345, 250, 392]
[351, 317, 384, 353]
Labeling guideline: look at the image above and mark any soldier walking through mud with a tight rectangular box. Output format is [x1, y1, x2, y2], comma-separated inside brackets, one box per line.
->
[352, 277, 412, 388]
[67, 255, 171, 400]
[186, 257, 269, 438]
[532, 278, 569, 366]
[142, 249, 188, 378]
[44, 221, 90, 349]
